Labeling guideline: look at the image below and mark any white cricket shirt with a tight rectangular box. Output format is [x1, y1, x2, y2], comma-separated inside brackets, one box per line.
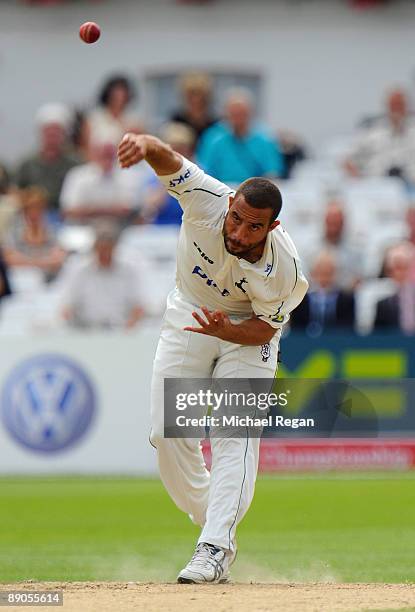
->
[159, 158, 308, 329]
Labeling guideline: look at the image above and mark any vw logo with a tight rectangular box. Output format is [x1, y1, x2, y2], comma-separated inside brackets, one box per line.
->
[1, 354, 96, 453]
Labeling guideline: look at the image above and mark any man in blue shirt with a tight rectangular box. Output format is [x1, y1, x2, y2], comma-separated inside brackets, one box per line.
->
[197, 89, 284, 184]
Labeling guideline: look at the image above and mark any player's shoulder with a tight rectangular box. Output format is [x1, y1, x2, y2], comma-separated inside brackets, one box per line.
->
[272, 224, 301, 260]
[267, 226, 305, 291]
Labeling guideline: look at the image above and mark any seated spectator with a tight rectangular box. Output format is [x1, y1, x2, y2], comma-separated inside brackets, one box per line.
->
[0, 162, 19, 242]
[197, 88, 284, 184]
[61, 221, 144, 329]
[0, 163, 10, 194]
[345, 88, 415, 187]
[406, 207, 415, 246]
[302, 199, 362, 289]
[87, 75, 142, 147]
[277, 129, 307, 180]
[0, 248, 12, 304]
[60, 139, 151, 223]
[374, 242, 415, 334]
[404, 206, 415, 283]
[3, 186, 66, 281]
[170, 72, 218, 145]
[71, 109, 91, 160]
[290, 250, 355, 336]
[142, 122, 196, 225]
[15, 103, 81, 212]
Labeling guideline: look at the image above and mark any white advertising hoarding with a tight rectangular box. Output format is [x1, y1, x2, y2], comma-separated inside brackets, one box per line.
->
[0, 329, 160, 475]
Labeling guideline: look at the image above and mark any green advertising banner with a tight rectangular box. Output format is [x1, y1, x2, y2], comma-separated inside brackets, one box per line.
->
[279, 332, 412, 379]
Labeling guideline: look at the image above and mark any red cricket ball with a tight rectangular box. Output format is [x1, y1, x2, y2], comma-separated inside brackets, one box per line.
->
[79, 22, 101, 44]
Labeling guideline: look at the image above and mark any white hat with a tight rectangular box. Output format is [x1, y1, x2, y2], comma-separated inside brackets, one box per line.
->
[35, 103, 72, 130]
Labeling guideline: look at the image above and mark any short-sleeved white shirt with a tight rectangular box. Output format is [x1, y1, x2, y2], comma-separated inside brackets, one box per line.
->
[159, 158, 308, 329]
[63, 257, 142, 328]
[350, 119, 415, 180]
[60, 161, 152, 212]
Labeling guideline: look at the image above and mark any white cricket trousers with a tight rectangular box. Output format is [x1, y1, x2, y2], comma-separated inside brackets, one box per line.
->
[149, 289, 280, 554]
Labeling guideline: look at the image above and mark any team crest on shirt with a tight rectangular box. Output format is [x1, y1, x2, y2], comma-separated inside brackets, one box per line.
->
[235, 277, 248, 294]
[261, 343, 271, 362]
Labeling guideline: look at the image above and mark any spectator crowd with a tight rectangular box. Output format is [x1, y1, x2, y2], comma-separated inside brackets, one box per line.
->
[0, 71, 415, 337]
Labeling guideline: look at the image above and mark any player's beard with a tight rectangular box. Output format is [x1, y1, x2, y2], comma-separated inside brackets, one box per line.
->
[222, 228, 266, 261]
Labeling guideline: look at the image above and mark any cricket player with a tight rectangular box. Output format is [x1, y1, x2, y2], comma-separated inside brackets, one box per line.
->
[118, 133, 308, 584]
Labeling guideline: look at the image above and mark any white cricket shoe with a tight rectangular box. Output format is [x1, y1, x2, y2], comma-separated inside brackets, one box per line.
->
[177, 542, 230, 584]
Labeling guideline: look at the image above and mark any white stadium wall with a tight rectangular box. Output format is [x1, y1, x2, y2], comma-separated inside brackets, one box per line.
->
[0, 0, 414, 162]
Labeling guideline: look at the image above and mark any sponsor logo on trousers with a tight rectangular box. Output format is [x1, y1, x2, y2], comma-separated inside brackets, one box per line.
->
[261, 343, 271, 362]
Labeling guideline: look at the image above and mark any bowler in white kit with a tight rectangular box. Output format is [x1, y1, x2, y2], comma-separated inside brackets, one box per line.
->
[118, 132, 308, 584]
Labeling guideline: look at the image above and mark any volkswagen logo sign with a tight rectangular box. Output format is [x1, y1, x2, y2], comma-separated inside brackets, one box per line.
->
[1, 354, 96, 453]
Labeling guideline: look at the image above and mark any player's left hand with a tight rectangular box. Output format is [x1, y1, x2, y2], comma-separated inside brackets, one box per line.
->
[184, 306, 233, 340]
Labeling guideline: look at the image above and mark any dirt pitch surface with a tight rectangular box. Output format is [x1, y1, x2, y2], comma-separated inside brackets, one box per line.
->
[2, 582, 415, 612]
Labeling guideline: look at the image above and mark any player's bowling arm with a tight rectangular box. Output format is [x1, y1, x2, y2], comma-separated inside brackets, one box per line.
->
[118, 134, 182, 175]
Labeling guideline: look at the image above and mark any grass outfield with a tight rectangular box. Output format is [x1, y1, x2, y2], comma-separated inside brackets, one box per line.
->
[1, 473, 415, 584]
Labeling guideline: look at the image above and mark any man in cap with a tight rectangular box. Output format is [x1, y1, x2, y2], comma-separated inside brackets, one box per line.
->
[15, 103, 81, 212]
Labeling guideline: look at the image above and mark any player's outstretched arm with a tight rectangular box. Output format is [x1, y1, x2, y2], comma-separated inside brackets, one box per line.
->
[117, 133, 183, 176]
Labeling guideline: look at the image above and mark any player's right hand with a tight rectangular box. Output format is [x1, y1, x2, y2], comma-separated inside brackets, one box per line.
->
[117, 133, 147, 168]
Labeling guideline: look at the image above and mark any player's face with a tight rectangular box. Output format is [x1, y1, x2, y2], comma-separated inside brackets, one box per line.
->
[223, 195, 279, 260]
